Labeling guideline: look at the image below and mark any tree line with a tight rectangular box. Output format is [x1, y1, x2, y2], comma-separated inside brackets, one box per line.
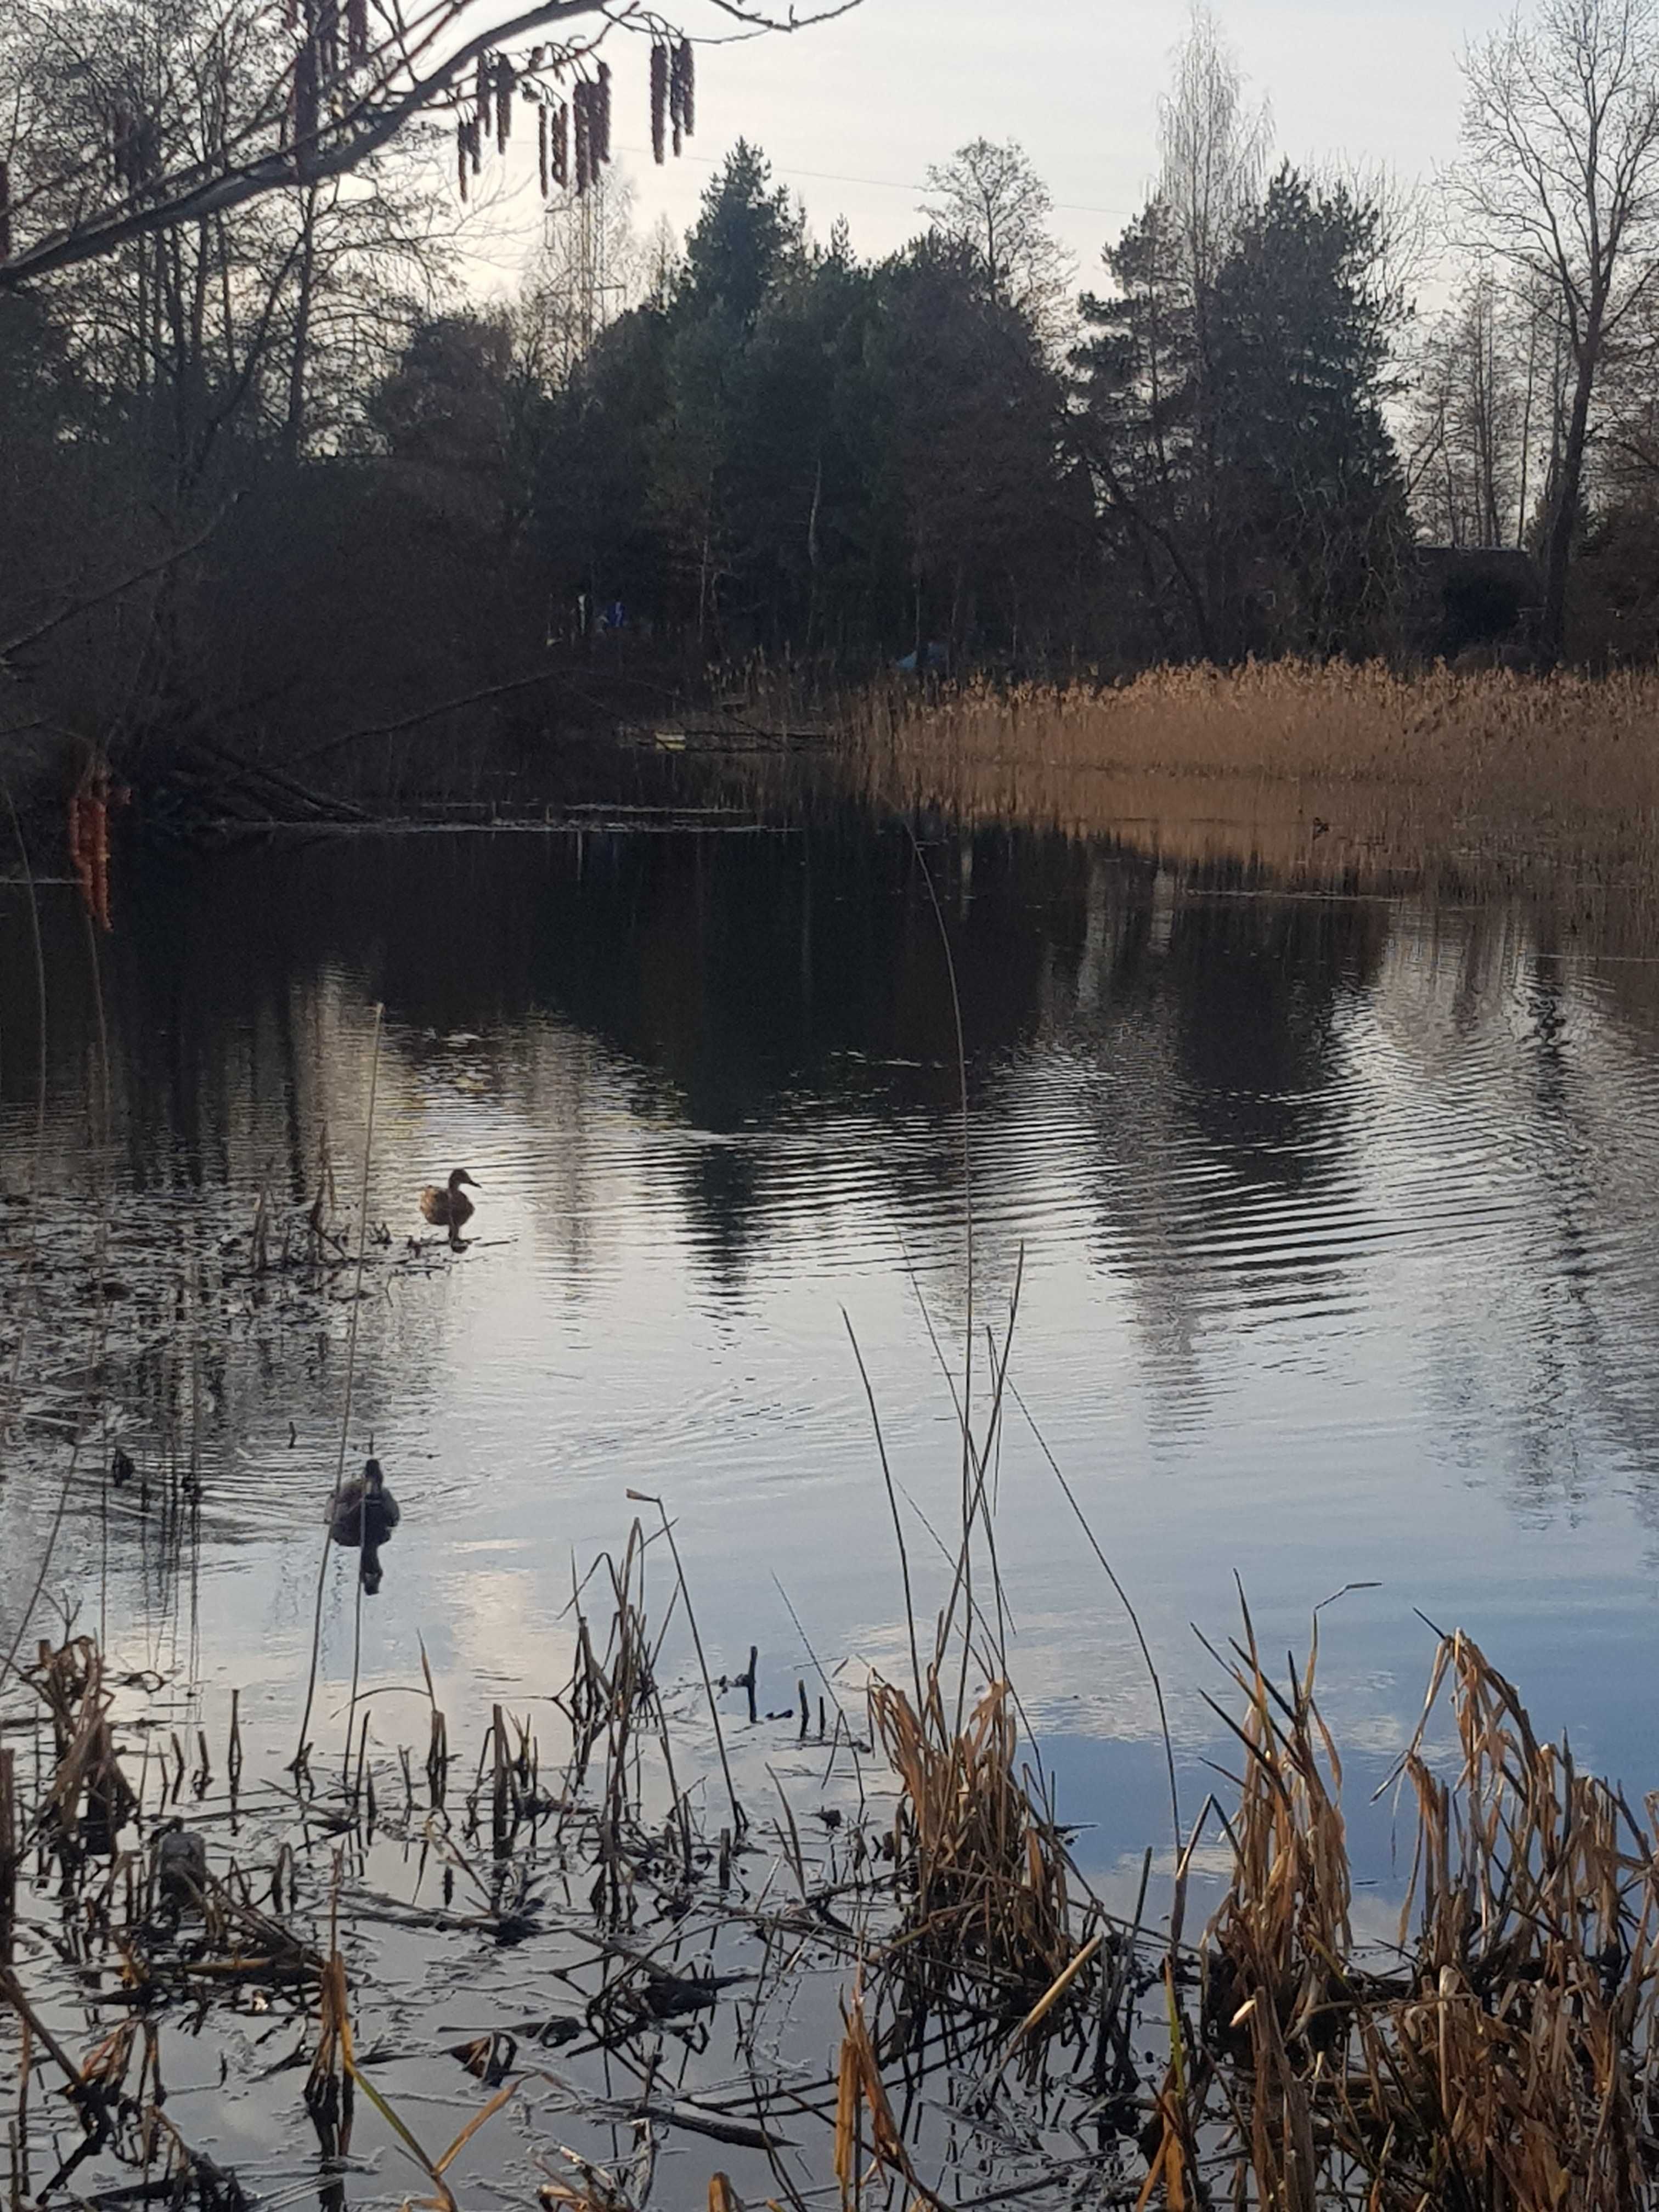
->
[7, 0, 1659, 795]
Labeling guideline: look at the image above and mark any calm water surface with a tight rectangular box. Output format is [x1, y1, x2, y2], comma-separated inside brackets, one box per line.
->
[5, 821, 1659, 1894]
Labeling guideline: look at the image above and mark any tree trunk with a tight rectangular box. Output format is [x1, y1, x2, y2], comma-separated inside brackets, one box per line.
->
[1540, 309, 1600, 664]
[282, 188, 319, 464]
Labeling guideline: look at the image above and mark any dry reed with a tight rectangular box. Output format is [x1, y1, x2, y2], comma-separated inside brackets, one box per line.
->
[844, 664, 1659, 902]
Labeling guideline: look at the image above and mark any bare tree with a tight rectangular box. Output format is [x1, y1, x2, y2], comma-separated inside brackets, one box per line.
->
[1155, 4, 1269, 637]
[920, 137, 1074, 336]
[0, 0, 852, 289]
[1407, 268, 1560, 548]
[1157, 3, 1269, 310]
[1457, 0, 1659, 656]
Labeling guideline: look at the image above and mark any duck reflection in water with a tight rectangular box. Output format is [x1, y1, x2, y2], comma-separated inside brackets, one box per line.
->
[330, 1458, 400, 1595]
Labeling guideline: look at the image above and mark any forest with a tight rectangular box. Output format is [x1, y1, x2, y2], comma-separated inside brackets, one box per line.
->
[7, 0, 1659, 800]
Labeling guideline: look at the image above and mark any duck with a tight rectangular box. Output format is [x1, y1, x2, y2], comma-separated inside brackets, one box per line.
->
[329, 1458, 401, 1595]
[419, 1167, 479, 1232]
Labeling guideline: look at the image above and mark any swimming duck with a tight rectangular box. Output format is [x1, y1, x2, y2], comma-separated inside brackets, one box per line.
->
[330, 1457, 400, 1595]
[419, 1168, 478, 1231]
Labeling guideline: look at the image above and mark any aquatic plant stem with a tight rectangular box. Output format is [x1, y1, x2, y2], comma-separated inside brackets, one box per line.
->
[1010, 1379, 1181, 1866]
[905, 826, 976, 1727]
[628, 1489, 744, 1835]
[294, 1002, 382, 1774]
[842, 1308, 923, 1715]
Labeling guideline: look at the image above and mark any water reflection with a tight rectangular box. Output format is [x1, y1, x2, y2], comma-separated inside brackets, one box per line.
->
[5, 821, 1659, 1865]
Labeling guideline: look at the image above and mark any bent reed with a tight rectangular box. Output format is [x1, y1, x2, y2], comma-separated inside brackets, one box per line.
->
[843, 662, 1659, 891]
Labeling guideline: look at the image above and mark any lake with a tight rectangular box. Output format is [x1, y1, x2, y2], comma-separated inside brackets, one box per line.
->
[5, 811, 1659, 1912]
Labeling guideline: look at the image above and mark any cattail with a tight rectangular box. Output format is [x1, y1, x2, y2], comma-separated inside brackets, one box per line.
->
[650, 43, 667, 165]
[494, 58, 512, 152]
[537, 100, 548, 197]
[0, 160, 9, 264]
[551, 101, 568, 189]
[346, 0, 366, 67]
[595, 61, 611, 165]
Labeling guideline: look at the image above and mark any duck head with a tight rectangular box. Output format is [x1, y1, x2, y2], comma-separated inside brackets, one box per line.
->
[449, 1169, 479, 1192]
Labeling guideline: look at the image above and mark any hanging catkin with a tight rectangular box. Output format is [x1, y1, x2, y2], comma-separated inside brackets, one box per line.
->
[650, 44, 667, 164]
[0, 160, 10, 262]
[676, 40, 695, 141]
[494, 58, 513, 152]
[572, 80, 590, 193]
[456, 114, 469, 200]
[294, 38, 318, 151]
[346, 0, 366, 67]
[551, 101, 568, 189]
[318, 0, 339, 83]
[595, 62, 611, 164]
[538, 100, 549, 197]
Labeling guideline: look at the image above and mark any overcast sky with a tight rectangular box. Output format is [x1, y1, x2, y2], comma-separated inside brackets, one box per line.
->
[467, 0, 1522, 296]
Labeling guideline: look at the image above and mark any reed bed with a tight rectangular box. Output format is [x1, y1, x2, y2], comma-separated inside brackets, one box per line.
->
[13, 1519, 1659, 2208]
[841, 663, 1659, 898]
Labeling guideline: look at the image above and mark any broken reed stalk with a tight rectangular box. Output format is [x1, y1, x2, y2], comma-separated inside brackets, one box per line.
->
[294, 1001, 381, 1774]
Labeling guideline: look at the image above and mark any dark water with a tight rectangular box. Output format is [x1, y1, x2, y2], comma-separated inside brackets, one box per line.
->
[5, 820, 1659, 1911]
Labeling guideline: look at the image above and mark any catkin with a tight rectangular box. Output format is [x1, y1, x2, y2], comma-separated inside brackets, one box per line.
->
[650, 44, 667, 165]
[494, 58, 513, 151]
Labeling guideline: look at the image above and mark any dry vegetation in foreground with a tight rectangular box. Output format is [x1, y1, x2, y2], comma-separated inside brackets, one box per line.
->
[843, 663, 1659, 894]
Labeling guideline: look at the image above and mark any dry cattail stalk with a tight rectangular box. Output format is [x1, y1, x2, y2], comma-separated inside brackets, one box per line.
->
[650, 43, 668, 163]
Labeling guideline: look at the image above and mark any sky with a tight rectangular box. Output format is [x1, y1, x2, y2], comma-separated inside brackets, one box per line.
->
[466, 0, 1521, 298]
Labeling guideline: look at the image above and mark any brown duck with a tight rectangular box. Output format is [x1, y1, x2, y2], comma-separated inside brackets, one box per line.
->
[419, 1167, 478, 1231]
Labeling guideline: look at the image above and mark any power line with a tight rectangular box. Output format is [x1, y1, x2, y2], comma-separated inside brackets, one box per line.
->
[613, 142, 1134, 222]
